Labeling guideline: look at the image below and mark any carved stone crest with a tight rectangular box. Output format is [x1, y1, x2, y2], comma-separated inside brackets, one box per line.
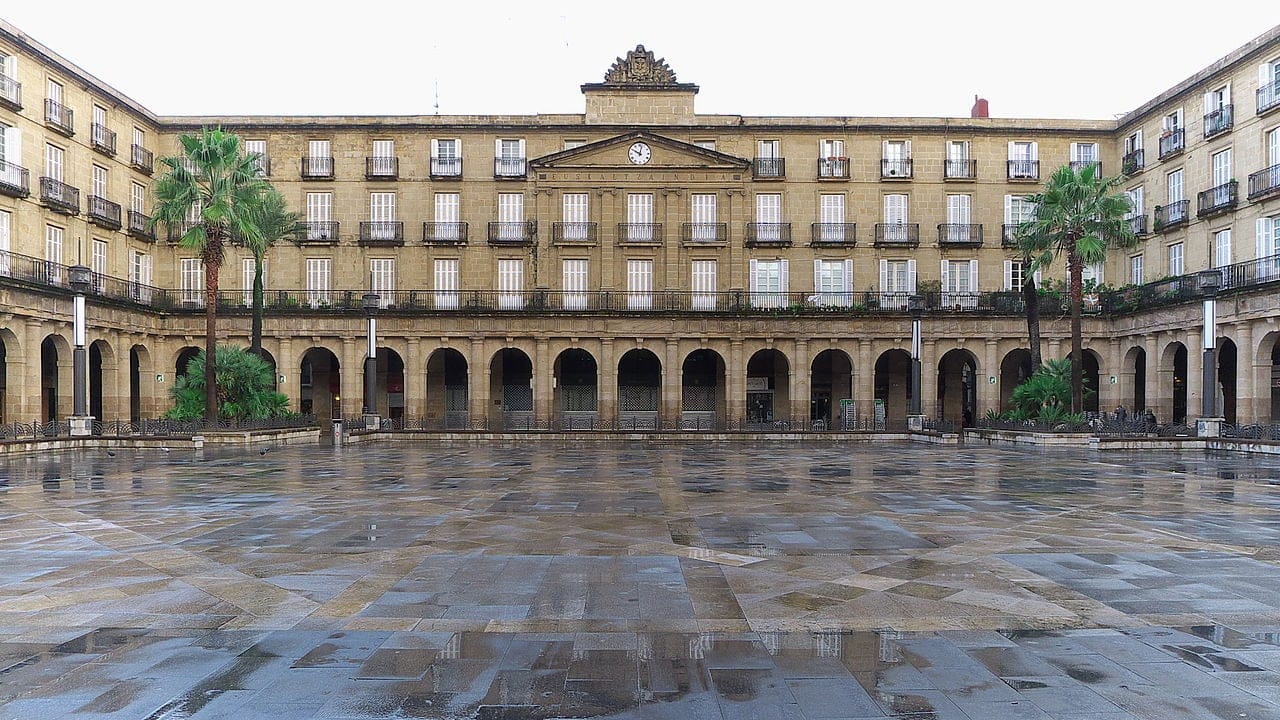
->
[602, 45, 678, 86]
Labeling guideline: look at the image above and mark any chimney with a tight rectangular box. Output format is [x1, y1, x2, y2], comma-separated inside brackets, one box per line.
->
[971, 95, 989, 118]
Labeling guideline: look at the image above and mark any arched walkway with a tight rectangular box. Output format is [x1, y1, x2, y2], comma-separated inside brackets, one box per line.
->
[41, 335, 71, 423]
[1272, 337, 1280, 422]
[130, 344, 151, 423]
[175, 346, 201, 380]
[618, 348, 661, 429]
[746, 349, 790, 427]
[491, 348, 533, 428]
[810, 349, 852, 429]
[874, 349, 912, 427]
[0, 331, 8, 424]
[366, 347, 405, 419]
[300, 347, 341, 419]
[682, 349, 726, 428]
[1218, 338, 1237, 424]
[1125, 346, 1147, 413]
[1066, 350, 1102, 414]
[89, 339, 115, 424]
[426, 348, 469, 428]
[1162, 342, 1189, 424]
[999, 349, 1032, 412]
[938, 349, 978, 427]
[554, 349, 598, 428]
[258, 349, 278, 391]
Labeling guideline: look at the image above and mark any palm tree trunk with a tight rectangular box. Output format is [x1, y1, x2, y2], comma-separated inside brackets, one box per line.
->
[202, 233, 224, 422]
[251, 253, 264, 356]
[1067, 246, 1084, 415]
[1022, 261, 1043, 371]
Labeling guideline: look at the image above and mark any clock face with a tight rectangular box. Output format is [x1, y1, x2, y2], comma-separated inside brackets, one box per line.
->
[628, 142, 652, 165]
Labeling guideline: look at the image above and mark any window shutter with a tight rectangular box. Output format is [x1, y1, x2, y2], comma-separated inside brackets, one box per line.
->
[1259, 218, 1275, 259]
[907, 260, 917, 292]
[903, 140, 911, 156]
[1223, 83, 1231, 105]
[1069, 142, 1078, 161]
[813, 259, 822, 293]
[882, 140, 889, 157]
[749, 258, 758, 292]
[1262, 62, 1273, 89]
[1004, 259, 1014, 290]
[779, 259, 789, 294]
[1007, 141, 1015, 160]
[1003, 194, 1013, 224]
[518, 139, 526, 157]
[879, 259, 888, 291]
[1203, 90, 1212, 113]
[494, 138, 501, 158]
[1135, 129, 1143, 149]
[430, 138, 438, 157]
[969, 259, 978, 291]
[1029, 142, 1038, 161]
[940, 260, 949, 290]
[843, 259, 853, 292]
[3, 126, 19, 166]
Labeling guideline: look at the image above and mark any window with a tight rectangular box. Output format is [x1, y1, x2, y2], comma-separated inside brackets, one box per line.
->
[45, 224, 63, 282]
[130, 182, 146, 213]
[693, 140, 716, 151]
[626, 193, 654, 241]
[813, 259, 852, 307]
[818, 194, 845, 241]
[1270, 126, 1280, 168]
[1163, 109, 1184, 132]
[0, 209, 8, 275]
[306, 258, 331, 306]
[1130, 254, 1144, 285]
[1003, 260, 1042, 292]
[1124, 131, 1143, 154]
[1211, 148, 1232, 187]
[92, 239, 107, 291]
[0, 120, 17, 169]
[1257, 215, 1280, 261]
[307, 140, 331, 175]
[754, 193, 782, 241]
[562, 258, 588, 309]
[562, 192, 589, 240]
[495, 138, 526, 176]
[1082, 263, 1103, 289]
[1005, 195, 1035, 225]
[497, 192, 524, 241]
[434, 258, 460, 310]
[92, 164, 107, 197]
[819, 139, 846, 177]
[432, 138, 461, 176]
[45, 143, 63, 181]
[1205, 84, 1230, 112]
[820, 139, 845, 158]
[133, 127, 145, 149]
[1214, 229, 1232, 267]
[370, 139, 395, 176]
[944, 194, 972, 242]
[1125, 186, 1144, 218]
[369, 258, 395, 307]
[1168, 243, 1184, 276]
[1008, 141, 1038, 178]
[1261, 57, 1280, 111]
[882, 194, 909, 241]
[244, 140, 267, 175]
[690, 193, 717, 240]
[0, 49, 16, 82]
[882, 140, 910, 176]
[92, 105, 107, 138]
[879, 259, 916, 309]
[180, 257, 204, 304]
[563, 139, 586, 150]
[1167, 168, 1184, 203]
[627, 259, 653, 310]
[691, 260, 717, 310]
[369, 192, 396, 239]
[434, 192, 461, 241]
[305, 192, 332, 240]
[242, 257, 264, 306]
[46, 78, 62, 104]
[946, 140, 972, 178]
[749, 259, 787, 309]
[129, 250, 152, 301]
[498, 258, 523, 309]
[1070, 142, 1099, 167]
[941, 259, 978, 309]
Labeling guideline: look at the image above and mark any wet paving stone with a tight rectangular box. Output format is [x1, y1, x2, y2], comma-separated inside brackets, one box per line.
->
[3, 441, 1280, 717]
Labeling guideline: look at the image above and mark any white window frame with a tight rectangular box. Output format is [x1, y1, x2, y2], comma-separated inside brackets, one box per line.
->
[1168, 242, 1184, 276]
[627, 259, 654, 310]
[941, 259, 978, 309]
[754, 193, 782, 241]
[92, 164, 107, 198]
[749, 258, 788, 309]
[306, 258, 331, 307]
[1130, 254, 1144, 285]
[1008, 141, 1038, 178]
[0, 209, 9, 275]
[882, 194, 909, 241]
[498, 258, 524, 310]
[812, 258, 853, 307]
[562, 258, 589, 310]
[434, 192, 461, 241]
[434, 258, 459, 310]
[369, 258, 395, 308]
[369, 192, 397, 240]
[91, 239, 107, 292]
[244, 139, 268, 175]
[305, 192, 333, 240]
[561, 193, 589, 241]
[180, 257, 204, 305]
[691, 259, 717, 310]
[1214, 229, 1232, 268]
[879, 259, 916, 310]
[242, 256, 264, 306]
[45, 143, 64, 182]
[691, 193, 718, 241]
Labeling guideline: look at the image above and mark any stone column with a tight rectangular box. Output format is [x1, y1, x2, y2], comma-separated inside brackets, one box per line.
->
[535, 337, 551, 425]
[791, 339, 809, 425]
[980, 339, 998, 417]
[341, 337, 361, 418]
[920, 339, 937, 418]
[1186, 328, 1202, 423]
[1237, 322, 1257, 423]
[405, 337, 423, 417]
[1047, 337, 1061, 361]
[858, 339, 873, 421]
[1144, 333, 1160, 416]
[598, 338, 616, 425]
[469, 337, 488, 427]
[277, 337, 293, 410]
[664, 339, 680, 425]
[728, 339, 745, 425]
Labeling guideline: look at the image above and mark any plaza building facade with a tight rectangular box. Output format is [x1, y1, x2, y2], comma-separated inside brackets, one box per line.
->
[2, 21, 1280, 430]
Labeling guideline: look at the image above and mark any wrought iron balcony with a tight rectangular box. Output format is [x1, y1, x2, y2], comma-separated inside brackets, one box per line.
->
[944, 159, 977, 180]
[617, 223, 663, 244]
[552, 222, 597, 243]
[810, 223, 856, 245]
[753, 157, 785, 179]
[487, 221, 536, 244]
[166, 221, 198, 244]
[1122, 149, 1144, 175]
[301, 156, 334, 179]
[90, 123, 117, 156]
[1007, 160, 1039, 181]
[1127, 215, 1148, 236]
[127, 211, 155, 241]
[881, 158, 912, 178]
[817, 158, 849, 179]
[1197, 180, 1238, 217]
[431, 157, 462, 178]
[745, 223, 792, 246]
[874, 223, 920, 247]
[44, 99, 73, 136]
[1248, 163, 1280, 201]
[681, 223, 727, 243]
[1203, 104, 1233, 138]
[39, 177, 79, 214]
[1258, 81, 1280, 115]
[1153, 199, 1189, 232]
[1001, 224, 1021, 248]
[1069, 160, 1101, 174]
[938, 224, 983, 246]
[87, 195, 122, 230]
[250, 155, 271, 177]
[358, 221, 404, 246]
[494, 157, 527, 178]
[131, 145, 153, 175]
[300, 221, 340, 244]
[365, 156, 398, 180]
[0, 72, 20, 110]
[423, 222, 468, 245]
[0, 161, 30, 198]
[1159, 129, 1184, 159]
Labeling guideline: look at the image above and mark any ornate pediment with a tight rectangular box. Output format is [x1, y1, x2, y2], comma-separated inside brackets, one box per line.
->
[530, 132, 747, 172]
[582, 46, 699, 93]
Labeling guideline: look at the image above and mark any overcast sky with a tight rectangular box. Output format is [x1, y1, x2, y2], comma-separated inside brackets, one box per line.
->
[5, 1, 1279, 119]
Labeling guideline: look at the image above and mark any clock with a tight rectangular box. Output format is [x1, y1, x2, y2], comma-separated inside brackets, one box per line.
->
[628, 142, 652, 165]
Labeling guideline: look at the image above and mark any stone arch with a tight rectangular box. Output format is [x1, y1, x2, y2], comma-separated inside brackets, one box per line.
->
[1066, 348, 1103, 413]
[810, 349, 853, 428]
[937, 348, 979, 426]
[1160, 341, 1189, 424]
[1123, 345, 1147, 413]
[1217, 337, 1238, 424]
[490, 348, 534, 428]
[425, 347, 469, 428]
[746, 348, 790, 427]
[618, 348, 661, 429]
[129, 344, 152, 423]
[300, 347, 341, 419]
[0, 327, 17, 423]
[366, 346, 405, 419]
[874, 348, 913, 427]
[554, 348, 598, 428]
[88, 338, 116, 423]
[41, 334, 72, 423]
[999, 349, 1033, 412]
[682, 349, 726, 428]
[174, 346, 201, 380]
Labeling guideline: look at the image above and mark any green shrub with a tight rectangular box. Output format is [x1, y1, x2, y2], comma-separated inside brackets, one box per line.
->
[167, 346, 293, 420]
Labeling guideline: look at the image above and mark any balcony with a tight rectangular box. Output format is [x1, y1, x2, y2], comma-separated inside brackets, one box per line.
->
[39, 177, 79, 215]
[618, 223, 663, 244]
[487, 221, 536, 245]
[552, 222, 598, 244]
[1259, 81, 1280, 116]
[1069, 160, 1101, 174]
[1203, 104, 1233, 138]
[1197, 180, 1238, 217]
[745, 223, 792, 247]
[365, 156, 398, 180]
[944, 159, 976, 180]
[423, 222, 468, 245]
[1248, 164, 1280, 201]
[431, 157, 462, 179]
[131, 145, 154, 175]
[881, 158, 912, 179]
[358, 221, 404, 246]
[874, 223, 920, 247]
[0, 161, 30, 198]
[167, 221, 197, 244]
[494, 157, 527, 178]
[752, 157, 785, 179]
[1159, 129, 1185, 159]
[0, 72, 20, 110]
[1001, 224, 1022, 248]
[1153, 199, 1189, 232]
[1127, 215, 1148, 237]
[810, 223, 856, 246]
[817, 158, 849, 179]
[127, 211, 155, 242]
[681, 223, 727, 243]
[1122, 149, 1144, 175]
[87, 195, 122, 230]
[301, 156, 334, 179]
[250, 156, 271, 177]
[44, 99, 74, 136]
[90, 124, 117, 156]
[300, 221, 340, 244]
[1007, 160, 1039, 181]
[938, 224, 983, 247]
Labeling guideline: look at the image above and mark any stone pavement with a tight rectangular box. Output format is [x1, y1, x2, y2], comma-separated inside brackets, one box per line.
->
[0, 442, 1278, 718]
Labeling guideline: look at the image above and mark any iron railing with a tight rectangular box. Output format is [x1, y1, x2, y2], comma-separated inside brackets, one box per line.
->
[365, 156, 398, 179]
[1203, 104, 1233, 138]
[938, 224, 983, 246]
[0, 161, 30, 198]
[1217, 253, 1280, 292]
[817, 158, 849, 178]
[1259, 81, 1280, 115]
[552, 222, 597, 243]
[1159, 129, 1185, 159]
[494, 157, 527, 178]
[166, 221, 197, 244]
[131, 144, 153, 174]
[745, 223, 792, 246]
[88, 195, 122, 230]
[431, 157, 462, 178]
[874, 223, 920, 247]
[249, 154, 270, 177]
[0, 72, 20, 110]
[44, 99, 73, 135]
[944, 159, 976, 179]
[342, 413, 945, 434]
[487, 221, 536, 244]
[301, 156, 334, 179]
[423, 222, 468, 244]
[681, 223, 727, 243]
[1197, 180, 1237, 217]
[90, 123, 117, 156]
[1248, 163, 1280, 201]
[39, 177, 80, 214]
[1127, 214, 1148, 236]
[1007, 159, 1039, 180]
[618, 223, 663, 244]
[753, 157, 785, 178]
[0, 249, 169, 307]
[881, 158, 912, 178]
[1069, 160, 1101, 174]
[1001, 224, 1021, 248]
[127, 211, 155, 241]
[1122, 149, 1144, 175]
[300, 221, 340, 244]
[1222, 423, 1280, 440]
[358, 221, 404, 245]
[810, 223, 855, 245]
[1153, 199, 1189, 231]
[0, 415, 322, 439]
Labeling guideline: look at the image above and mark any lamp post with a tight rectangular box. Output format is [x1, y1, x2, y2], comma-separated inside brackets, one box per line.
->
[68, 263, 93, 436]
[907, 294, 925, 431]
[362, 291, 380, 429]
[1196, 269, 1223, 437]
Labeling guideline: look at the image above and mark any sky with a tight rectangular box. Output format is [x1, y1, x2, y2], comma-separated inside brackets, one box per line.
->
[4, 0, 1280, 120]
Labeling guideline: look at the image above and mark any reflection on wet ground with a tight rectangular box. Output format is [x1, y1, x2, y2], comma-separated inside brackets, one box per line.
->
[0, 442, 1279, 718]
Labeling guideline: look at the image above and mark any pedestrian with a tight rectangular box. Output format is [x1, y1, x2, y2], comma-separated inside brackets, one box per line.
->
[1144, 408, 1157, 429]
[1114, 404, 1127, 423]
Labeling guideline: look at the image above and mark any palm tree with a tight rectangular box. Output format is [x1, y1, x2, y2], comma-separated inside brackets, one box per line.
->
[240, 187, 303, 356]
[1018, 164, 1137, 413]
[152, 128, 267, 420]
[1020, 256, 1044, 372]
